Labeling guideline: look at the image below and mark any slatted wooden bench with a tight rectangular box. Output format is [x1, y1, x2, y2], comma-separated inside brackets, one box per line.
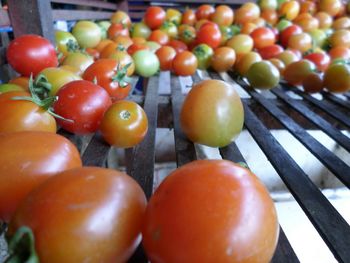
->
[0, 1, 350, 262]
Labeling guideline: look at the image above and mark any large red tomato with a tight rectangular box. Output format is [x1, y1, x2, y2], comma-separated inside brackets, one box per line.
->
[195, 23, 222, 49]
[180, 80, 244, 147]
[250, 27, 276, 49]
[6, 34, 58, 77]
[142, 160, 279, 263]
[144, 6, 166, 29]
[0, 131, 82, 222]
[53, 80, 112, 134]
[8, 167, 147, 263]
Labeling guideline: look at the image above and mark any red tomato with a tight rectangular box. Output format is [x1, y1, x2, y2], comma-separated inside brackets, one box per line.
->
[168, 39, 188, 54]
[172, 51, 198, 76]
[53, 80, 112, 134]
[0, 131, 82, 222]
[142, 160, 279, 263]
[235, 3, 261, 25]
[9, 77, 30, 90]
[182, 9, 196, 26]
[258, 44, 284, 59]
[83, 59, 131, 100]
[302, 73, 324, 93]
[250, 27, 276, 49]
[279, 25, 303, 47]
[148, 29, 169, 45]
[0, 91, 57, 133]
[180, 80, 243, 147]
[127, 43, 150, 55]
[100, 101, 148, 148]
[107, 23, 129, 39]
[195, 23, 222, 49]
[211, 47, 236, 72]
[155, 46, 177, 71]
[6, 35, 58, 77]
[196, 4, 215, 20]
[261, 9, 278, 26]
[210, 5, 234, 26]
[144, 6, 166, 29]
[304, 52, 331, 72]
[300, 1, 317, 15]
[8, 167, 147, 263]
[329, 46, 350, 60]
[284, 59, 316, 85]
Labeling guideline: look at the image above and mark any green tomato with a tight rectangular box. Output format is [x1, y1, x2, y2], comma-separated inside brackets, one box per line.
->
[131, 22, 151, 39]
[247, 61, 280, 90]
[192, 44, 214, 70]
[145, 41, 161, 53]
[220, 26, 233, 45]
[72, 21, 101, 48]
[230, 25, 241, 36]
[160, 21, 178, 39]
[133, 50, 160, 77]
[309, 29, 327, 48]
[258, 0, 278, 10]
[277, 0, 288, 8]
[55, 31, 78, 55]
[276, 19, 292, 32]
[97, 21, 111, 39]
[0, 83, 24, 94]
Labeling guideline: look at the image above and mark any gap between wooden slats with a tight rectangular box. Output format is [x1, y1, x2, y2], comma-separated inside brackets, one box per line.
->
[271, 88, 350, 152]
[52, 10, 113, 21]
[284, 85, 350, 129]
[322, 92, 350, 111]
[51, 0, 117, 10]
[242, 102, 350, 263]
[233, 78, 350, 189]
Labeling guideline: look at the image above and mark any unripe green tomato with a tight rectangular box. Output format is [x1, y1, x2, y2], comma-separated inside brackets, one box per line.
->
[131, 23, 151, 39]
[160, 21, 178, 39]
[276, 19, 293, 32]
[133, 50, 160, 77]
[97, 21, 111, 39]
[309, 29, 327, 48]
[192, 44, 214, 70]
[247, 61, 280, 89]
[72, 21, 101, 48]
[55, 31, 78, 55]
[0, 84, 24, 94]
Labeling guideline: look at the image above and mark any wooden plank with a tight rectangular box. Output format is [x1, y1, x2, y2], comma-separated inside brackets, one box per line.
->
[219, 142, 246, 164]
[0, 10, 10, 27]
[243, 102, 350, 263]
[322, 92, 350, 111]
[170, 74, 197, 167]
[130, 0, 252, 4]
[51, 0, 117, 10]
[272, 88, 350, 152]
[52, 9, 113, 21]
[7, 0, 55, 43]
[82, 132, 110, 166]
[241, 83, 350, 189]
[116, 0, 129, 12]
[271, 229, 300, 263]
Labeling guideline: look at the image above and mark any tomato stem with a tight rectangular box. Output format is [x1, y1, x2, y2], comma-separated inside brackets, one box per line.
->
[5, 226, 39, 263]
[111, 62, 133, 88]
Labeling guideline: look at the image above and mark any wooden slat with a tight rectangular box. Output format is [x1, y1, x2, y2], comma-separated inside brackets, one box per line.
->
[322, 92, 350, 111]
[82, 132, 110, 166]
[51, 0, 117, 10]
[7, 0, 55, 43]
[243, 102, 350, 263]
[271, 88, 350, 152]
[130, 0, 253, 4]
[52, 9, 113, 20]
[0, 10, 10, 27]
[170, 74, 197, 167]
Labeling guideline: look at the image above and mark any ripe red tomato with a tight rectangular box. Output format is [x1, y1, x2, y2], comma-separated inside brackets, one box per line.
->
[8, 167, 147, 263]
[302, 73, 324, 93]
[304, 52, 331, 72]
[196, 4, 215, 20]
[156, 46, 177, 71]
[0, 131, 82, 222]
[0, 91, 57, 133]
[168, 39, 188, 54]
[250, 27, 276, 49]
[83, 59, 132, 100]
[144, 6, 166, 29]
[100, 101, 148, 148]
[6, 35, 58, 77]
[210, 5, 234, 26]
[195, 23, 222, 49]
[279, 25, 303, 48]
[142, 160, 279, 263]
[172, 51, 198, 76]
[148, 29, 169, 45]
[107, 23, 129, 39]
[127, 43, 150, 56]
[180, 80, 244, 147]
[53, 80, 112, 134]
[284, 59, 316, 85]
[258, 44, 284, 59]
[182, 9, 196, 26]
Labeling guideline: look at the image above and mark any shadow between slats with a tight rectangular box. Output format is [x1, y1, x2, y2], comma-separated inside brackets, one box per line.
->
[82, 132, 110, 166]
[322, 92, 350, 111]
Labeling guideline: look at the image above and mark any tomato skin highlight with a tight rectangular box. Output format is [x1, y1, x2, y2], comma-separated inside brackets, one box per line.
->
[8, 167, 147, 263]
[180, 80, 244, 147]
[142, 159, 279, 263]
[53, 80, 112, 134]
[6, 34, 58, 77]
[172, 51, 198, 76]
[100, 101, 148, 148]
[0, 131, 82, 222]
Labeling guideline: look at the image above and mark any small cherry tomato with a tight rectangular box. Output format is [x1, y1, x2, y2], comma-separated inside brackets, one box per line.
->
[287, 33, 313, 53]
[196, 4, 215, 20]
[278, 0, 300, 21]
[192, 44, 214, 70]
[324, 63, 350, 93]
[284, 59, 316, 85]
[258, 44, 284, 59]
[156, 46, 177, 71]
[235, 51, 262, 76]
[168, 39, 188, 54]
[247, 60, 280, 89]
[182, 8, 196, 26]
[144, 6, 166, 30]
[304, 52, 331, 72]
[211, 47, 236, 72]
[226, 34, 254, 59]
[195, 23, 222, 49]
[210, 5, 234, 26]
[172, 51, 198, 76]
[148, 29, 169, 45]
[302, 73, 324, 93]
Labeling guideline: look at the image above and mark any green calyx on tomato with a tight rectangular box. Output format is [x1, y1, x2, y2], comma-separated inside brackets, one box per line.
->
[5, 226, 39, 263]
[11, 76, 72, 123]
[111, 63, 133, 88]
[192, 44, 214, 70]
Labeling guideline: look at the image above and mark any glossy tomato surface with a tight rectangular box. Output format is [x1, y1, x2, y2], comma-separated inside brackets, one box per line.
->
[142, 160, 279, 263]
[172, 51, 198, 76]
[100, 101, 148, 148]
[53, 80, 112, 134]
[8, 167, 147, 263]
[144, 6, 166, 29]
[180, 80, 244, 147]
[6, 34, 58, 77]
[0, 131, 82, 222]
[0, 91, 57, 133]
